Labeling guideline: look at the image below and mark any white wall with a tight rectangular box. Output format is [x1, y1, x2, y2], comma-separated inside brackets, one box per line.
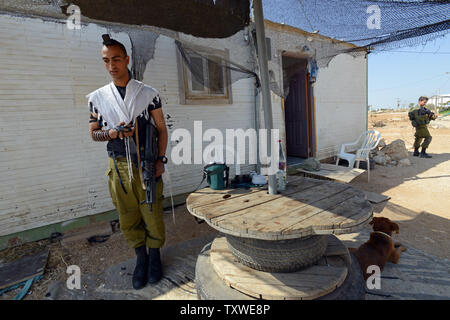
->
[264, 22, 367, 160]
[428, 95, 450, 108]
[313, 54, 367, 159]
[0, 13, 256, 236]
[142, 32, 257, 196]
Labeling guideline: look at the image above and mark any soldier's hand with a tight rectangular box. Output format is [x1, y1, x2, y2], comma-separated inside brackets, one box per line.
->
[108, 128, 119, 139]
[155, 160, 165, 177]
[122, 123, 135, 138]
[109, 122, 135, 139]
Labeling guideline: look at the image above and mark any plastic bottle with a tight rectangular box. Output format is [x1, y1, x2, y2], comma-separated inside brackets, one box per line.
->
[277, 140, 287, 191]
[276, 170, 286, 191]
[278, 140, 287, 170]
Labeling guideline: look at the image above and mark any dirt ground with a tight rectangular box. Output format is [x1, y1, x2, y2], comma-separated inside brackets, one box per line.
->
[1, 111, 448, 300]
[0, 207, 219, 300]
[351, 111, 450, 260]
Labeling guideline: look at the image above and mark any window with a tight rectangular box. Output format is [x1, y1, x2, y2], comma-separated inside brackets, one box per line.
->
[177, 44, 232, 105]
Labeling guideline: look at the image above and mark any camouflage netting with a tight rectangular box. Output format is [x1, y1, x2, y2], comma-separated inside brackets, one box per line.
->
[2, 0, 448, 96]
[176, 0, 450, 98]
[175, 40, 259, 92]
[263, 0, 450, 53]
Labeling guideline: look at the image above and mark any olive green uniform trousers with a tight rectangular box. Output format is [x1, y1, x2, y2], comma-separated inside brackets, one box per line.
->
[414, 125, 432, 149]
[106, 157, 165, 249]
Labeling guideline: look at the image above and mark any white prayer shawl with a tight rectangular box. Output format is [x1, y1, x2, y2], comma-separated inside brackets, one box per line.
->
[86, 79, 159, 129]
[86, 79, 159, 181]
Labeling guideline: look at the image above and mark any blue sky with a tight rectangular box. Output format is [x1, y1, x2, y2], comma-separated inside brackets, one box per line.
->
[368, 32, 450, 109]
[260, 0, 450, 110]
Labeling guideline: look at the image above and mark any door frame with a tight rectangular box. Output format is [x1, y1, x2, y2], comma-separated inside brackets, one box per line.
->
[280, 51, 315, 158]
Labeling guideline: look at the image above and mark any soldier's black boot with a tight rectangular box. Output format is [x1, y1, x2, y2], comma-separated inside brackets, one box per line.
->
[413, 147, 420, 157]
[132, 245, 148, 289]
[148, 248, 163, 284]
[420, 148, 432, 158]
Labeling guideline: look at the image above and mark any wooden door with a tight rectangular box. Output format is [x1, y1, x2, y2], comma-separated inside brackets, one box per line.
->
[285, 72, 309, 158]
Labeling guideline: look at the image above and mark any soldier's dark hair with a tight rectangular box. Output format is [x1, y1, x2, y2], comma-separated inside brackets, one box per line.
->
[101, 34, 128, 57]
[418, 96, 429, 102]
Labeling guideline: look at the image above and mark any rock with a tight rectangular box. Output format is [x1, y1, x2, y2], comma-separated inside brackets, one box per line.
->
[391, 160, 398, 166]
[385, 155, 391, 163]
[374, 155, 387, 166]
[373, 120, 386, 127]
[398, 158, 411, 166]
[431, 118, 450, 129]
[380, 139, 409, 161]
[378, 138, 386, 149]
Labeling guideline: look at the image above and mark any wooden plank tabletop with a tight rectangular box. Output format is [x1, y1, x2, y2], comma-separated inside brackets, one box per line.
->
[297, 163, 365, 183]
[186, 176, 372, 240]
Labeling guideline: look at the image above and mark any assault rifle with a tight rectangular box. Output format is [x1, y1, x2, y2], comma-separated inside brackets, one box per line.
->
[418, 107, 437, 119]
[136, 118, 159, 212]
[408, 107, 438, 127]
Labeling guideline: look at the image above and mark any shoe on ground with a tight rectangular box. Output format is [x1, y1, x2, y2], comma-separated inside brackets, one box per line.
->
[420, 149, 432, 158]
[148, 247, 163, 284]
[132, 245, 148, 290]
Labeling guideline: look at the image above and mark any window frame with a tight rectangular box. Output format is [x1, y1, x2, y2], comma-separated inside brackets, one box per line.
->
[176, 43, 233, 105]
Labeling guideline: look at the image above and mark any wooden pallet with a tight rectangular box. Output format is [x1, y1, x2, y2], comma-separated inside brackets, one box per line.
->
[297, 163, 365, 183]
[0, 249, 49, 290]
[363, 191, 391, 204]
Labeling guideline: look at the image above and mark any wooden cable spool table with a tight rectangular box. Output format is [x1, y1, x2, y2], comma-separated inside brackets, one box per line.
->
[187, 175, 372, 300]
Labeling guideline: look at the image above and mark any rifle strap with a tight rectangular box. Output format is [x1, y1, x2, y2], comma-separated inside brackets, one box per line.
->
[112, 151, 128, 194]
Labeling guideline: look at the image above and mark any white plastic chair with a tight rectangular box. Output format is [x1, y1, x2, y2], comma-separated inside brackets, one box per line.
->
[335, 130, 381, 182]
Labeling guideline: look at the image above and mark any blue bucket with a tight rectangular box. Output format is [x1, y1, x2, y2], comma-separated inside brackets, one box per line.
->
[204, 163, 229, 190]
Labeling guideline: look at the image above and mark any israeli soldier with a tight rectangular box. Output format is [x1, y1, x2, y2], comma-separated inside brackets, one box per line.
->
[87, 36, 168, 289]
[408, 96, 437, 158]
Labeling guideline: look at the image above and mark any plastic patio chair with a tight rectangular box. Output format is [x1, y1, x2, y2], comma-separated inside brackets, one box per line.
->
[335, 130, 381, 182]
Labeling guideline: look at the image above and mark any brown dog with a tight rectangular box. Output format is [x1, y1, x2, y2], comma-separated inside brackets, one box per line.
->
[349, 217, 407, 281]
